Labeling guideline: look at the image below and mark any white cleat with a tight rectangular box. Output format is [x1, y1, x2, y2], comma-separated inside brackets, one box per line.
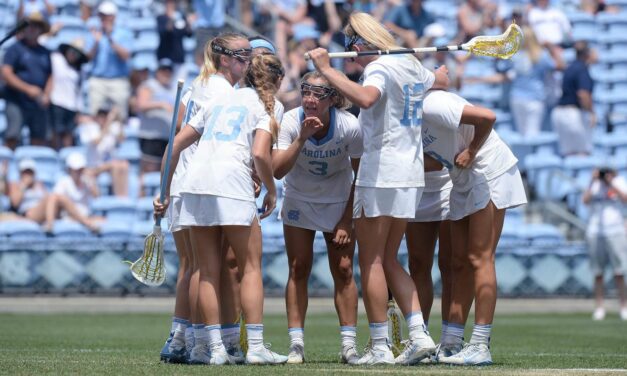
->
[188, 344, 211, 365]
[356, 345, 395, 365]
[439, 342, 492, 366]
[210, 345, 235, 365]
[621, 307, 627, 321]
[246, 345, 289, 365]
[225, 342, 246, 364]
[340, 344, 360, 365]
[286, 343, 305, 364]
[394, 334, 436, 366]
[435, 342, 463, 363]
[593, 307, 606, 321]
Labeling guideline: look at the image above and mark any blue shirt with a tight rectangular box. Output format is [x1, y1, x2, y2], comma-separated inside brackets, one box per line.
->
[193, 0, 225, 29]
[2, 40, 51, 105]
[559, 60, 593, 107]
[86, 26, 133, 78]
[384, 4, 434, 37]
[509, 51, 555, 102]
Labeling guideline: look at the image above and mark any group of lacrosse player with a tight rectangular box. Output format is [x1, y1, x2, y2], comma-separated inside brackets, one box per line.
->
[153, 11, 526, 367]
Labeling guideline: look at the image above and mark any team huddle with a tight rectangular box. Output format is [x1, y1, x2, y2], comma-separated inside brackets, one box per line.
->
[152, 12, 527, 367]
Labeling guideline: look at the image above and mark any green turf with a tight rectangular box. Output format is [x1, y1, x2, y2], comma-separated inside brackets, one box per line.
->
[0, 312, 625, 375]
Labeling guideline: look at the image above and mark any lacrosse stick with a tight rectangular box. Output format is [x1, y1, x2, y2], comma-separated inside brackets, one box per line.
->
[128, 79, 185, 286]
[387, 290, 404, 357]
[305, 23, 523, 60]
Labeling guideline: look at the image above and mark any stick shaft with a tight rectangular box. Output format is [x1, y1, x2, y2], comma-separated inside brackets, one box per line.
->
[316, 45, 468, 59]
[156, 80, 184, 227]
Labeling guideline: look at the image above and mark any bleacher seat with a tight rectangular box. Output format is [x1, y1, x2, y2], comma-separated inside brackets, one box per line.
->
[98, 221, 133, 240]
[51, 220, 91, 238]
[524, 152, 568, 199]
[97, 172, 113, 196]
[0, 195, 9, 212]
[0, 220, 45, 239]
[136, 196, 155, 221]
[114, 141, 141, 166]
[142, 172, 161, 197]
[91, 196, 137, 223]
[519, 223, 565, 247]
[0, 145, 12, 164]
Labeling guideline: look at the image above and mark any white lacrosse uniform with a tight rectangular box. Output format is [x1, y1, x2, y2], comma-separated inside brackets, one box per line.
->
[276, 107, 363, 233]
[354, 55, 435, 219]
[421, 90, 527, 220]
[410, 169, 452, 222]
[178, 87, 281, 226]
[167, 75, 235, 232]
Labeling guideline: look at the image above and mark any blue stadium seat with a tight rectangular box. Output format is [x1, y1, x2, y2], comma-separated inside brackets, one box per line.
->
[51, 220, 91, 238]
[0, 195, 9, 212]
[136, 196, 155, 221]
[0, 145, 12, 164]
[98, 221, 133, 240]
[131, 220, 155, 238]
[97, 172, 113, 196]
[132, 33, 159, 54]
[524, 152, 569, 199]
[519, 223, 565, 248]
[91, 196, 137, 223]
[114, 141, 141, 166]
[0, 220, 45, 239]
[142, 172, 161, 197]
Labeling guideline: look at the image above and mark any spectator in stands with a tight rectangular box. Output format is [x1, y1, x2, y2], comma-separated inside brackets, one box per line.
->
[157, 0, 193, 70]
[527, 0, 571, 47]
[45, 152, 102, 233]
[136, 58, 176, 177]
[306, 0, 342, 47]
[17, 0, 54, 21]
[192, 0, 227, 61]
[456, 0, 498, 42]
[1, 12, 52, 150]
[79, 0, 97, 22]
[279, 25, 320, 111]
[384, 0, 435, 48]
[49, 39, 89, 149]
[128, 63, 151, 118]
[77, 106, 129, 197]
[86, 1, 132, 120]
[583, 167, 627, 321]
[8, 159, 48, 223]
[552, 41, 596, 156]
[258, 0, 308, 64]
[580, 0, 620, 15]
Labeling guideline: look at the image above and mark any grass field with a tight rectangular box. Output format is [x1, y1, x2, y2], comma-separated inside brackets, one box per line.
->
[1, 312, 626, 375]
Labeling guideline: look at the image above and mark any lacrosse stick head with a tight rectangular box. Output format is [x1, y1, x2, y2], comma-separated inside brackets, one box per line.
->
[129, 226, 166, 286]
[466, 23, 524, 59]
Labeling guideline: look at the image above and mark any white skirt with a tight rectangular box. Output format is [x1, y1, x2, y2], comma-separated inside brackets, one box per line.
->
[178, 193, 258, 227]
[167, 196, 186, 233]
[353, 187, 424, 219]
[409, 187, 452, 223]
[449, 165, 527, 221]
[279, 196, 346, 233]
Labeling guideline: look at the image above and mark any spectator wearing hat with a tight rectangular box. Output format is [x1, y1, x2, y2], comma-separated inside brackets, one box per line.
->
[1, 12, 52, 150]
[8, 159, 49, 223]
[583, 167, 627, 321]
[157, 0, 193, 69]
[77, 106, 129, 197]
[49, 39, 89, 149]
[384, 0, 436, 48]
[86, 1, 133, 120]
[552, 41, 596, 156]
[136, 59, 176, 179]
[45, 152, 102, 233]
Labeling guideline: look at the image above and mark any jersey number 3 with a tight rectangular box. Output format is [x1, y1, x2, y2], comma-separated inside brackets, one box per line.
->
[400, 83, 424, 127]
[308, 161, 328, 176]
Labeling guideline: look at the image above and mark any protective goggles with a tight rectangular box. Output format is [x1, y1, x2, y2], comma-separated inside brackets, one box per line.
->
[344, 33, 367, 52]
[300, 82, 335, 100]
[211, 43, 252, 63]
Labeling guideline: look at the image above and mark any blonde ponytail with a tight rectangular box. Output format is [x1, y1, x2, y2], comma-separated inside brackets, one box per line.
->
[246, 54, 284, 143]
[344, 12, 401, 51]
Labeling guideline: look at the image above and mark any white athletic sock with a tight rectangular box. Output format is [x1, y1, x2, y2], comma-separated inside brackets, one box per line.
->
[193, 324, 208, 346]
[246, 324, 264, 351]
[221, 323, 240, 347]
[288, 327, 304, 347]
[369, 322, 389, 350]
[171, 317, 189, 345]
[406, 311, 426, 340]
[441, 320, 449, 343]
[185, 326, 194, 348]
[206, 324, 223, 350]
[443, 322, 464, 346]
[340, 326, 357, 348]
[469, 324, 492, 345]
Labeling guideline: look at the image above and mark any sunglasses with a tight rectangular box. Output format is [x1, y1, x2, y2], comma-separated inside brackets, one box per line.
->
[300, 82, 335, 100]
[211, 43, 252, 63]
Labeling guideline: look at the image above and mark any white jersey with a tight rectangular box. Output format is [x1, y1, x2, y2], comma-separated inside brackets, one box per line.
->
[170, 75, 235, 197]
[356, 55, 435, 188]
[277, 107, 363, 203]
[181, 87, 282, 201]
[421, 90, 518, 191]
